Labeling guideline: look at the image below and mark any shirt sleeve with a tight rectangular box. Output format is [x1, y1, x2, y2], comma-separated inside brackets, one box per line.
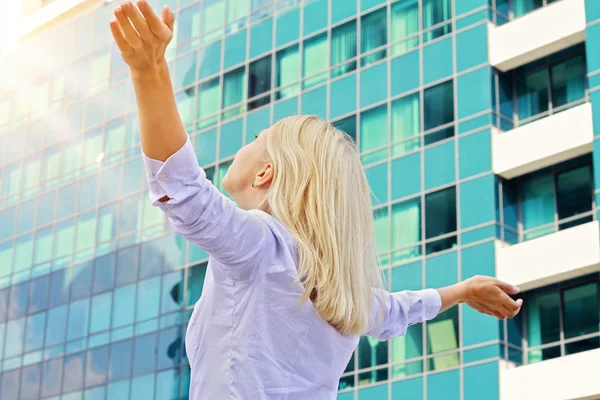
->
[142, 137, 284, 281]
[364, 289, 442, 341]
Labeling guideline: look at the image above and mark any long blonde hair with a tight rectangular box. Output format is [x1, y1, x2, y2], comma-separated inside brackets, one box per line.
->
[263, 115, 384, 335]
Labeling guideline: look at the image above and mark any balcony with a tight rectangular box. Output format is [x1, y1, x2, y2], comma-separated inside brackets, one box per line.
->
[492, 103, 593, 179]
[488, 0, 586, 72]
[496, 221, 600, 291]
[500, 349, 600, 400]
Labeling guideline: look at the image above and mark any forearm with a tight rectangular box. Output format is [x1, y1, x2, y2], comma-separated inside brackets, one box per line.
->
[436, 282, 467, 313]
[130, 60, 187, 161]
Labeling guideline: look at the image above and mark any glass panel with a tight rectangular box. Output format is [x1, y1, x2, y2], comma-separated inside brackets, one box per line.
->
[422, 0, 451, 42]
[551, 55, 586, 108]
[331, 20, 357, 78]
[391, 92, 420, 156]
[517, 68, 549, 121]
[522, 174, 556, 240]
[391, 0, 419, 55]
[187, 262, 208, 307]
[178, 4, 201, 47]
[526, 291, 560, 348]
[85, 345, 109, 387]
[360, 105, 388, 164]
[391, 199, 421, 262]
[565, 337, 600, 356]
[202, 0, 225, 42]
[426, 307, 459, 368]
[222, 67, 246, 119]
[424, 80, 453, 133]
[333, 115, 357, 143]
[556, 166, 592, 222]
[358, 336, 388, 384]
[563, 282, 599, 339]
[373, 207, 390, 255]
[276, 45, 300, 99]
[227, 0, 250, 26]
[197, 78, 220, 128]
[109, 339, 133, 381]
[133, 332, 158, 375]
[425, 187, 456, 239]
[248, 55, 272, 110]
[528, 345, 560, 364]
[361, 9, 387, 66]
[513, 0, 543, 18]
[391, 324, 422, 375]
[303, 33, 328, 89]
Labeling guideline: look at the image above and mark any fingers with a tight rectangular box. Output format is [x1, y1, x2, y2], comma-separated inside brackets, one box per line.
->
[121, 1, 153, 40]
[137, 0, 173, 40]
[161, 4, 175, 32]
[109, 20, 133, 53]
[493, 278, 520, 295]
[114, 5, 142, 48]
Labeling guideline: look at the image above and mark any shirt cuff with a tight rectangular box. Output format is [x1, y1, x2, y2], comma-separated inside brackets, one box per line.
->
[420, 288, 442, 320]
[142, 137, 204, 205]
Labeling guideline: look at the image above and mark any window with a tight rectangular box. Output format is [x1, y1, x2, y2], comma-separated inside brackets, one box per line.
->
[358, 336, 388, 384]
[391, 92, 420, 156]
[361, 8, 387, 67]
[423, 0, 451, 42]
[331, 20, 357, 78]
[196, 78, 220, 129]
[332, 115, 356, 143]
[425, 187, 457, 254]
[178, 4, 201, 49]
[513, 0, 545, 18]
[427, 307, 459, 370]
[202, 0, 225, 42]
[515, 51, 586, 125]
[391, 0, 419, 55]
[423, 80, 454, 145]
[248, 55, 272, 110]
[525, 277, 600, 364]
[223, 67, 246, 119]
[515, 161, 593, 241]
[391, 198, 421, 263]
[226, 0, 249, 31]
[360, 105, 388, 165]
[303, 33, 328, 89]
[186, 262, 208, 307]
[275, 45, 300, 99]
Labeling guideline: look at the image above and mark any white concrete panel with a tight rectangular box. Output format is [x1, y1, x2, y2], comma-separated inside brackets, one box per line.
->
[492, 103, 594, 180]
[488, 0, 586, 72]
[500, 349, 600, 400]
[496, 221, 600, 291]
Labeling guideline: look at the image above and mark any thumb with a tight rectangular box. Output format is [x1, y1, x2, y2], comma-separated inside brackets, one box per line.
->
[162, 5, 175, 32]
[493, 278, 520, 295]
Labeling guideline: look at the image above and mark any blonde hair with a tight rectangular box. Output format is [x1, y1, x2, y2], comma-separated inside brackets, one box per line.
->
[262, 115, 384, 335]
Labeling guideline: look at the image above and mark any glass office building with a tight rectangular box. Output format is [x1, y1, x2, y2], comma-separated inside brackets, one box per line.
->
[1, 0, 600, 399]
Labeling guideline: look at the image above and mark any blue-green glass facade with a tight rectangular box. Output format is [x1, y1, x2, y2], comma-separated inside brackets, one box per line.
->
[0, 0, 598, 399]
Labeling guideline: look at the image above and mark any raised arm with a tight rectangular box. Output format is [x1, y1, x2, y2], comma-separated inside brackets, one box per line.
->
[110, 0, 184, 162]
[109, 2, 284, 280]
[366, 276, 522, 341]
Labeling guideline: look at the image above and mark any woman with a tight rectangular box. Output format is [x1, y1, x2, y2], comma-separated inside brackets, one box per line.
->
[109, 2, 523, 399]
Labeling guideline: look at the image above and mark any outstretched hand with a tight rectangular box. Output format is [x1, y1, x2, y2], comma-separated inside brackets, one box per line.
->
[462, 275, 523, 319]
[109, 0, 175, 73]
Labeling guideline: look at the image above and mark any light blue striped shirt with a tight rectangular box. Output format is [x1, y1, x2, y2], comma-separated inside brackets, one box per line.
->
[143, 138, 442, 399]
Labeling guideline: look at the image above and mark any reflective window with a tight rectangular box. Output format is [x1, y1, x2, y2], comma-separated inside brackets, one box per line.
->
[303, 33, 328, 89]
[360, 8, 387, 66]
[423, 80, 454, 145]
[248, 55, 272, 110]
[391, 92, 420, 156]
[276, 45, 300, 99]
[425, 187, 457, 254]
[85, 345, 109, 387]
[197, 78, 220, 129]
[391, 198, 421, 263]
[360, 105, 388, 165]
[331, 20, 357, 78]
[391, 0, 419, 55]
[427, 307, 459, 370]
[187, 262, 208, 307]
[515, 50, 586, 124]
[223, 67, 246, 119]
[133, 332, 158, 375]
[109, 339, 133, 381]
[423, 0, 452, 42]
[62, 351, 86, 393]
[332, 115, 356, 143]
[526, 278, 600, 364]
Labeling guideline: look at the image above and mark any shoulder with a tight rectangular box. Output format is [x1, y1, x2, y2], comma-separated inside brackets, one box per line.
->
[246, 209, 298, 258]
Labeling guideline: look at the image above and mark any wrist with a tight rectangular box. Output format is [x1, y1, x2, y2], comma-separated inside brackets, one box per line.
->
[455, 281, 471, 304]
[130, 58, 170, 82]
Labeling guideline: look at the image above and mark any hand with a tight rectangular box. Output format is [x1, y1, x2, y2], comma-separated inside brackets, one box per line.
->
[461, 275, 523, 319]
[109, 0, 175, 74]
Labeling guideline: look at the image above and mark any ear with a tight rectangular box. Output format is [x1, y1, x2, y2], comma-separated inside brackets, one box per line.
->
[254, 162, 274, 187]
